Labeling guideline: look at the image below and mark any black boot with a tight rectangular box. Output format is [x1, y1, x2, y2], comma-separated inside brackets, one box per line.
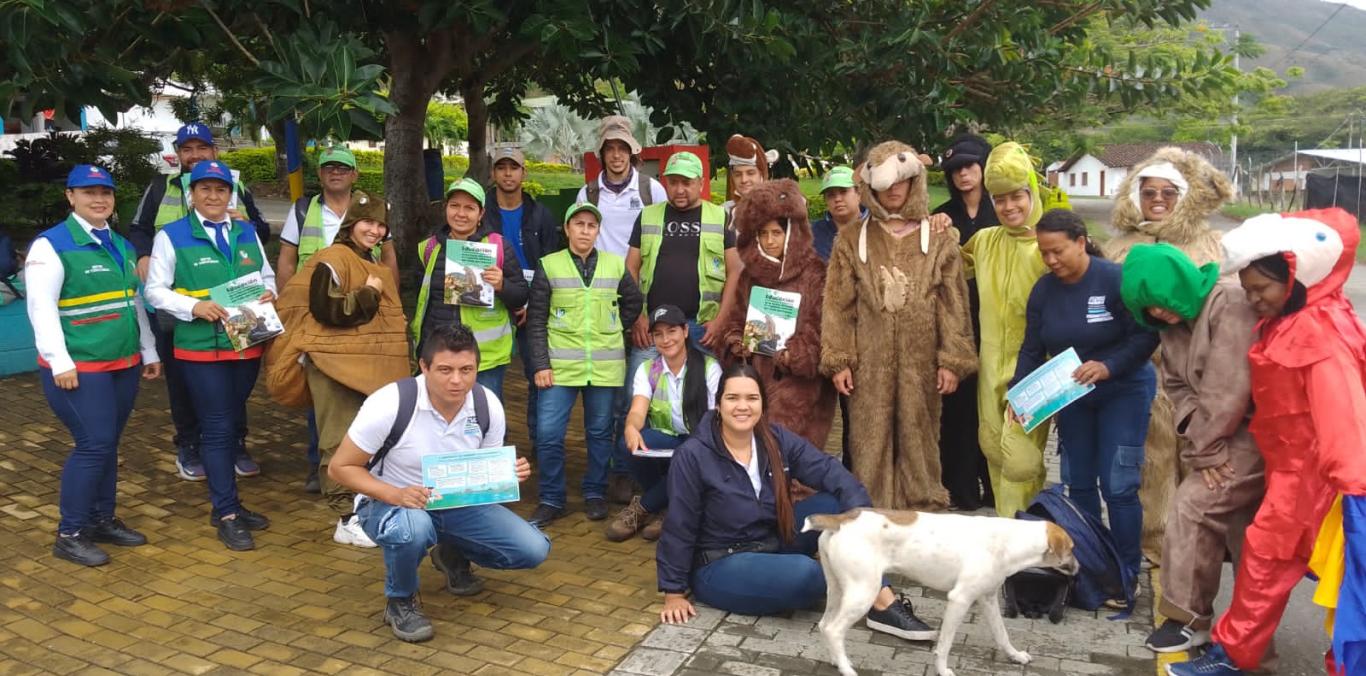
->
[90, 517, 147, 546]
[53, 531, 110, 567]
[429, 543, 485, 596]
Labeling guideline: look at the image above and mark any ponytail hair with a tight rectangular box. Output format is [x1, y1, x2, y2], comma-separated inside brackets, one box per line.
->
[1037, 208, 1103, 258]
[680, 341, 710, 433]
[714, 363, 794, 542]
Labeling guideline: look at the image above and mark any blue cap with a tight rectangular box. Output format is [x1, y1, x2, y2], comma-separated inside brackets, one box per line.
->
[66, 164, 115, 190]
[189, 160, 234, 188]
[175, 123, 214, 148]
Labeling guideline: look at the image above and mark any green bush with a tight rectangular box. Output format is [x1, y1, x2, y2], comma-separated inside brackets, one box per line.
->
[805, 192, 827, 222]
[218, 146, 277, 185]
[442, 155, 470, 175]
[355, 169, 384, 196]
[523, 180, 546, 198]
[525, 160, 573, 174]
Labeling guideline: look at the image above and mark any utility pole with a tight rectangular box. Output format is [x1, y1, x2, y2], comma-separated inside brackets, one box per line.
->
[1229, 26, 1241, 195]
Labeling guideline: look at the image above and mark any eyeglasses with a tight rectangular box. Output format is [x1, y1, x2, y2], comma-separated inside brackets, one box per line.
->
[1140, 188, 1180, 201]
[321, 164, 355, 173]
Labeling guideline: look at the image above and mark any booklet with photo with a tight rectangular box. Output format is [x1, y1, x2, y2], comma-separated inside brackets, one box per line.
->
[444, 239, 498, 307]
[1005, 347, 1094, 433]
[742, 286, 801, 357]
[421, 446, 520, 510]
[209, 271, 283, 351]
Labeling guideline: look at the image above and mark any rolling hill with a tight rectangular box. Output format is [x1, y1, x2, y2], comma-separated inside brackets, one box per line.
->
[1200, 0, 1366, 92]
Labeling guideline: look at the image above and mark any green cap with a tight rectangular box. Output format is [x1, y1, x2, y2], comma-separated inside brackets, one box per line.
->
[1119, 243, 1220, 329]
[820, 166, 855, 193]
[445, 177, 486, 207]
[563, 201, 603, 225]
[319, 146, 357, 169]
[663, 151, 704, 179]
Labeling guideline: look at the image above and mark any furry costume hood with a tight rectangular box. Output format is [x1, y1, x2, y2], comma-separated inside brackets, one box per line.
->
[858, 140, 932, 223]
[733, 179, 820, 286]
[983, 142, 1044, 228]
[725, 134, 778, 202]
[1111, 147, 1233, 244]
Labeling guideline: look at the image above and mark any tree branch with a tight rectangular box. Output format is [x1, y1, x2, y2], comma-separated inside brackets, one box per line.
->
[947, 0, 998, 40]
[199, 2, 260, 67]
[251, 12, 280, 59]
[1050, 1, 1106, 35]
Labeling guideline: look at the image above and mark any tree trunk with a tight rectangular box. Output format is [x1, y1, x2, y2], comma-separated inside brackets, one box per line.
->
[463, 79, 490, 182]
[384, 34, 446, 287]
[268, 118, 290, 192]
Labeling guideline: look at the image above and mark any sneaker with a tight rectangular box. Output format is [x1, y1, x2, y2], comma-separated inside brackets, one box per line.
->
[1165, 644, 1243, 675]
[585, 498, 609, 521]
[866, 596, 936, 642]
[53, 531, 110, 567]
[333, 514, 377, 548]
[210, 508, 270, 531]
[304, 467, 321, 494]
[641, 509, 666, 542]
[385, 596, 434, 642]
[234, 452, 261, 477]
[89, 517, 147, 547]
[528, 504, 565, 527]
[175, 447, 206, 481]
[1105, 581, 1141, 610]
[429, 543, 485, 596]
[1147, 619, 1211, 653]
[606, 474, 636, 505]
[604, 496, 652, 542]
[217, 517, 256, 551]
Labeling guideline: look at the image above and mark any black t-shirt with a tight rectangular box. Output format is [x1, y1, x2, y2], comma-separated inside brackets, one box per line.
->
[629, 204, 735, 319]
[933, 195, 1000, 245]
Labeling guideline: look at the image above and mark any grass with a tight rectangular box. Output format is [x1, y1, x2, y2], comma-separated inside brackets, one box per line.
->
[1223, 199, 1366, 263]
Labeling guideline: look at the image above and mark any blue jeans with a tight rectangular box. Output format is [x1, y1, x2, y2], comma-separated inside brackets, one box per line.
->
[535, 384, 617, 508]
[357, 498, 550, 598]
[306, 410, 320, 468]
[477, 364, 506, 402]
[614, 320, 709, 473]
[1057, 374, 1156, 578]
[691, 492, 841, 616]
[149, 310, 248, 454]
[42, 365, 141, 534]
[181, 359, 260, 519]
[515, 326, 539, 447]
[627, 427, 687, 513]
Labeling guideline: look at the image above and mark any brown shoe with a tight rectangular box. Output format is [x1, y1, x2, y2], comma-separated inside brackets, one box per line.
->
[604, 496, 652, 542]
[606, 473, 636, 505]
[641, 509, 666, 541]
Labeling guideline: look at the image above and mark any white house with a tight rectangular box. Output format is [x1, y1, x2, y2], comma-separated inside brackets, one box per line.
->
[1053, 142, 1226, 198]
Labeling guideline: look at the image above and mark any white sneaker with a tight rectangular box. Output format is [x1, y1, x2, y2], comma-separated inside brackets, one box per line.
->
[333, 515, 376, 548]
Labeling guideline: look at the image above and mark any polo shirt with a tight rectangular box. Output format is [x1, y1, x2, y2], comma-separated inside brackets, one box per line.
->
[574, 168, 667, 257]
[630, 357, 721, 435]
[279, 199, 344, 248]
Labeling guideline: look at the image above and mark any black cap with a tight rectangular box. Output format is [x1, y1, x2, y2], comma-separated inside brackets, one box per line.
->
[648, 304, 688, 330]
[941, 134, 991, 173]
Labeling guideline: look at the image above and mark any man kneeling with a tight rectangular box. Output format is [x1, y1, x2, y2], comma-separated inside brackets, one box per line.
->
[329, 323, 551, 642]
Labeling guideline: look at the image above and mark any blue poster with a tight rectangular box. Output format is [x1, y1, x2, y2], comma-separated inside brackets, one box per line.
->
[1006, 347, 1094, 433]
[420, 446, 520, 510]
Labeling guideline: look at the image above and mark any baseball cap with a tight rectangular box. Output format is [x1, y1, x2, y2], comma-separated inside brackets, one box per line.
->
[663, 152, 703, 180]
[492, 146, 526, 167]
[319, 146, 357, 169]
[941, 134, 991, 173]
[175, 123, 215, 148]
[445, 177, 486, 207]
[66, 164, 115, 190]
[189, 160, 234, 188]
[648, 304, 688, 330]
[820, 167, 855, 193]
[563, 201, 603, 225]
[597, 115, 642, 155]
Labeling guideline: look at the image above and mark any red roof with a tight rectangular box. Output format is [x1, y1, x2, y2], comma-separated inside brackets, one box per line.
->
[1059, 142, 1225, 171]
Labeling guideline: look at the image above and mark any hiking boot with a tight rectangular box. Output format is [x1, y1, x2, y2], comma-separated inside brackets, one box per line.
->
[584, 498, 609, 521]
[604, 496, 652, 542]
[528, 504, 565, 527]
[866, 596, 936, 642]
[333, 514, 376, 548]
[210, 508, 270, 531]
[384, 596, 434, 642]
[1165, 644, 1243, 676]
[429, 543, 485, 596]
[53, 531, 110, 567]
[303, 467, 321, 494]
[217, 517, 256, 551]
[606, 474, 635, 505]
[641, 509, 667, 541]
[1147, 619, 1211, 653]
[175, 446, 206, 481]
[90, 517, 147, 547]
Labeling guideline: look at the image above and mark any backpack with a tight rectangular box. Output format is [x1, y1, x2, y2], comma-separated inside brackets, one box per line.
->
[585, 170, 654, 207]
[1016, 484, 1136, 614]
[1002, 565, 1071, 624]
[366, 377, 491, 475]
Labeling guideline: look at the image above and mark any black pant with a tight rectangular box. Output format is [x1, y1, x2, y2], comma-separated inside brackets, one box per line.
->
[151, 310, 199, 449]
[939, 374, 991, 509]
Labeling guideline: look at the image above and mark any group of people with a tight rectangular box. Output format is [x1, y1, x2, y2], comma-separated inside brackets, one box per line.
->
[25, 118, 1366, 675]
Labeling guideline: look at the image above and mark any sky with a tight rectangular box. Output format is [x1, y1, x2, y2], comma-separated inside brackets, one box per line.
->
[1324, 0, 1366, 10]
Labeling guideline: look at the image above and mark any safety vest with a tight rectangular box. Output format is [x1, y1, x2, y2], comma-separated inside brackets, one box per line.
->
[543, 249, 626, 387]
[645, 353, 716, 435]
[154, 174, 249, 229]
[35, 216, 141, 371]
[161, 213, 268, 361]
[637, 201, 727, 322]
[412, 235, 513, 370]
[294, 194, 380, 266]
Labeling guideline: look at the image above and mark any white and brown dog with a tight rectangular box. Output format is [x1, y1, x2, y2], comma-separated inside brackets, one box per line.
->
[804, 509, 1078, 676]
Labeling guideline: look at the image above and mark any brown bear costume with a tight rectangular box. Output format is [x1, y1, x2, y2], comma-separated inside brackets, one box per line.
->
[820, 141, 978, 510]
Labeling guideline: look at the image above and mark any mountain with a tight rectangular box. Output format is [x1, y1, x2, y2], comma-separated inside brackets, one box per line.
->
[1200, 0, 1366, 92]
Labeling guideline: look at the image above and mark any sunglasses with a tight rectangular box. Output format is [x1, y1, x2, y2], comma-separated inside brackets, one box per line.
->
[1140, 188, 1180, 201]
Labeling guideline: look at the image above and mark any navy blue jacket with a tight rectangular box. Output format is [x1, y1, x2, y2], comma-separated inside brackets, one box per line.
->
[810, 207, 868, 263]
[656, 410, 871, 593]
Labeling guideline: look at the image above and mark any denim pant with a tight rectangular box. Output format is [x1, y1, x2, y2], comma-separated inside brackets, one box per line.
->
[477, 364, 506, 402]
[627, 427, 687, 513]
[536, 384, 616, 508]
[357, 498, 550, 598]
[306, 410, 320, 468]
[691, 492, 841, 616]
[181, 359, 260, 519]
[515, 326, 539, 448]
[149, 310, 199, 450]
[614, 320, 709, 473]
[1057, 375, 1156, 579]
[42, 365, 140, 534]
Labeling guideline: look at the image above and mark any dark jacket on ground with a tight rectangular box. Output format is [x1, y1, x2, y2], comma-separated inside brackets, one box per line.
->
[526, 248, 643, 374]
[480, 191, 563, 268]
[656, 410, 872, 593]
[128, 174, 272, 257]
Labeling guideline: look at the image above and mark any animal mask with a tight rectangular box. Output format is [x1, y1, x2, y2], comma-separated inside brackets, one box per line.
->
[857, 140, 932, 223]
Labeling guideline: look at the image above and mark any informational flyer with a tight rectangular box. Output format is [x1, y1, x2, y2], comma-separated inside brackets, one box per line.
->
[1005, 347, 1094, 433]
[742, 286, 801, 357]
[631, 446, 674, 459]
[444, 239, 498, 307]
[421, 446, 520, 510]
[209, 272, 283, 351]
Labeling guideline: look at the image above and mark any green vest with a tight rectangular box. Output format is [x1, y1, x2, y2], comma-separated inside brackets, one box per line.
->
[543, 249, 626, 387]
[154, 174, 249, 229]
[163, 212, 267, 360]
[644, 354, 716, 435]
[37, 216, 141, 371]
[295, 194, 380, 266]
[412, 235, 513, 370]
[637, 201, 727, 322]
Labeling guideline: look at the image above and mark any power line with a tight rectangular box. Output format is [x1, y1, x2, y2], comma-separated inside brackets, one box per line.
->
[1275, 3, 1347, 67]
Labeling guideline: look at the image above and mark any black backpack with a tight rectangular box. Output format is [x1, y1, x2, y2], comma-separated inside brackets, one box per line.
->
[1003, 566, 1071, 624]
[366, 377, 491, 475]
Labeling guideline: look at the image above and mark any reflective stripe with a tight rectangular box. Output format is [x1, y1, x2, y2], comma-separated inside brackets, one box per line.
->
[57, 289, 132, 307]
[473, 323, 512, 343]
[546, 275, 617, 290]
[174, 287, 211, 298]
[549, 347, 625, 362]
[640, 223, 663, 236]
[700, 291, 723, 302]
[58, 300, 136, 317]
[700, 222, 724, 235]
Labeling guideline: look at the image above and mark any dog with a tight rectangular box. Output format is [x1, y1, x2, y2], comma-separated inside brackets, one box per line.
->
[803, 508, 1079, 676]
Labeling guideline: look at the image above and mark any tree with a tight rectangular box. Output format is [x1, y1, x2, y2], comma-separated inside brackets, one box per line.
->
[424, 101, 468, 152]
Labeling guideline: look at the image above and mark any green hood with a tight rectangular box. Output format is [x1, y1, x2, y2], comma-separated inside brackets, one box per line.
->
[1120, 243, 1220, 329]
